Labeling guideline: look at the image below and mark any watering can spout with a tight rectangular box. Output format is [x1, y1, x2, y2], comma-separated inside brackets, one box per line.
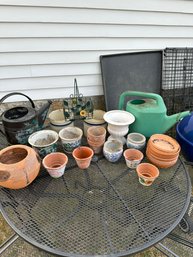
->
[165, 110, 190, 132]
[37, 100, 52, 129]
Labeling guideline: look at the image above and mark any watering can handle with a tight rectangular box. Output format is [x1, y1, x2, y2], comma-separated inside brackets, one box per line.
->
[0, 92, 35, 108]
[118, 91, 165, 110]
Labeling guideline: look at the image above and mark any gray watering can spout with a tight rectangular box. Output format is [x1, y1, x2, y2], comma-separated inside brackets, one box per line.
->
[164, 110, 190, 132]
[37, 100, 52, 129]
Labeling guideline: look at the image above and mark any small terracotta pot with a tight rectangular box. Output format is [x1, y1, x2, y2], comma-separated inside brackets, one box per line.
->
[87, 126, 106, 143]
[0, 145, 41, 189]
[87, 138, 105, 154]
[42, 152, 68, 178]
[123, 149, 144, 169]
[136, 163, 159, 186]
[72, 146, 94, 169]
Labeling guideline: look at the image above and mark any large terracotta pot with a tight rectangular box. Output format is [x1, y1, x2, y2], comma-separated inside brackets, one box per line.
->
[0, 145, 41, 189]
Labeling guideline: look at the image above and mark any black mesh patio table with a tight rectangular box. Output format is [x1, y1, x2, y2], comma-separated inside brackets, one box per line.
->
[0, 155, 191, 257]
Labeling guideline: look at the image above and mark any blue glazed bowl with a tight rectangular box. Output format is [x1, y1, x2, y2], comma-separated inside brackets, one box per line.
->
[176, 114, 193, 161]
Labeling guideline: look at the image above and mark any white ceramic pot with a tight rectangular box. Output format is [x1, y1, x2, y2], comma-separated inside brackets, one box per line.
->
[104, 110, 135, 145]
[49, 109, 74, 132]
[126, 133, 146, 150]
[59, 127, 83, 153]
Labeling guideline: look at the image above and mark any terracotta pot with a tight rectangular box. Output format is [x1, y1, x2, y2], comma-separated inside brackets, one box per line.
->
[147, 143, 180, 159]
[72, 146, 94, 169]
[123, 149, 144, 169]
[42, 152, 68, 178]
[87, 126, 106, 143]
[147, 153, 178, 168]
[87, 138, 104, 154]
[136, 163, 159, 186]
[146, 134, 180, 168]
[0, 145, 41, 189]
[148, 134, 180, 153]
[146, 148, 178, 162]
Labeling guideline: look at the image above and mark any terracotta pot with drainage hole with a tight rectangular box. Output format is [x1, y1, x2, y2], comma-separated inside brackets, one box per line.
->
[0, 145, 41, 189]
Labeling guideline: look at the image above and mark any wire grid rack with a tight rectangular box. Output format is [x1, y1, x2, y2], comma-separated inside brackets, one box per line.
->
[161, 48, 193, 136]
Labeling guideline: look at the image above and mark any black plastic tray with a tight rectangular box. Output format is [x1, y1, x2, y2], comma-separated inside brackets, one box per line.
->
[100, 51, 163, 111]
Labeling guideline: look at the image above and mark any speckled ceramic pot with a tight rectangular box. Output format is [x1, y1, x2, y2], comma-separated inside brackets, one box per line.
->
[59, 127, 83, 154]
[103, 140, 123, 163]
[126, 133, 146, 150]
[28, 130, 59, 158]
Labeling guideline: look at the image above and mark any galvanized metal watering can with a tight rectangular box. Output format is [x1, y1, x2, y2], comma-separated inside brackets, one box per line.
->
[118, 91, 190, 137]
[0, 92, 52, 144]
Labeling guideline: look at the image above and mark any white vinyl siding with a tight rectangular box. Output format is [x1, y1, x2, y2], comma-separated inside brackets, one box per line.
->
[0, 0, 193, 101]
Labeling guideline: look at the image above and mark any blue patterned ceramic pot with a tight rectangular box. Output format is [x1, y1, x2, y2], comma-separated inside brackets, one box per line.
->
[59, 127, 83, 154]
[28, 130, 59, 158]
[103, 140, 123, 162]
[126, 132, 146, 150]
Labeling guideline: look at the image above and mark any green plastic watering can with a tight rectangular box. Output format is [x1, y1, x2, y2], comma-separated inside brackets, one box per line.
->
[118, 91, 190, 137]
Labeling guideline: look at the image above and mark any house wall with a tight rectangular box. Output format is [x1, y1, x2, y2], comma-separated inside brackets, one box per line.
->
[0, 0, 193, 102]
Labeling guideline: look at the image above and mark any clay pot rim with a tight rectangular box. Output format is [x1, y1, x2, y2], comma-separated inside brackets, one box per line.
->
[147, 143, 180, 157]
[59, 127, 83, 141]
[148, 141, 181, 155]
[28, 130, 59, 148]
[0, 144, 32, 166]
[136, 163, 159, 178]
[87, 126, 106, 137]
[146, 148, 179, 161]
[50, 120, 73, 127]
[84, 120, 106, 125]
[127, 133, 146, 144]
[123, 148, 144, 161]
[42, 152, 68, 170]
[147, 154, 178, 168]
[149, 134, 180, 153]
[72, 146, 94, 161]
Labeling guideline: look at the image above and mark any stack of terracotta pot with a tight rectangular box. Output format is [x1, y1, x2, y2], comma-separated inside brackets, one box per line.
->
[146, 134, 180, 168]
[87, 126, 106, 154]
